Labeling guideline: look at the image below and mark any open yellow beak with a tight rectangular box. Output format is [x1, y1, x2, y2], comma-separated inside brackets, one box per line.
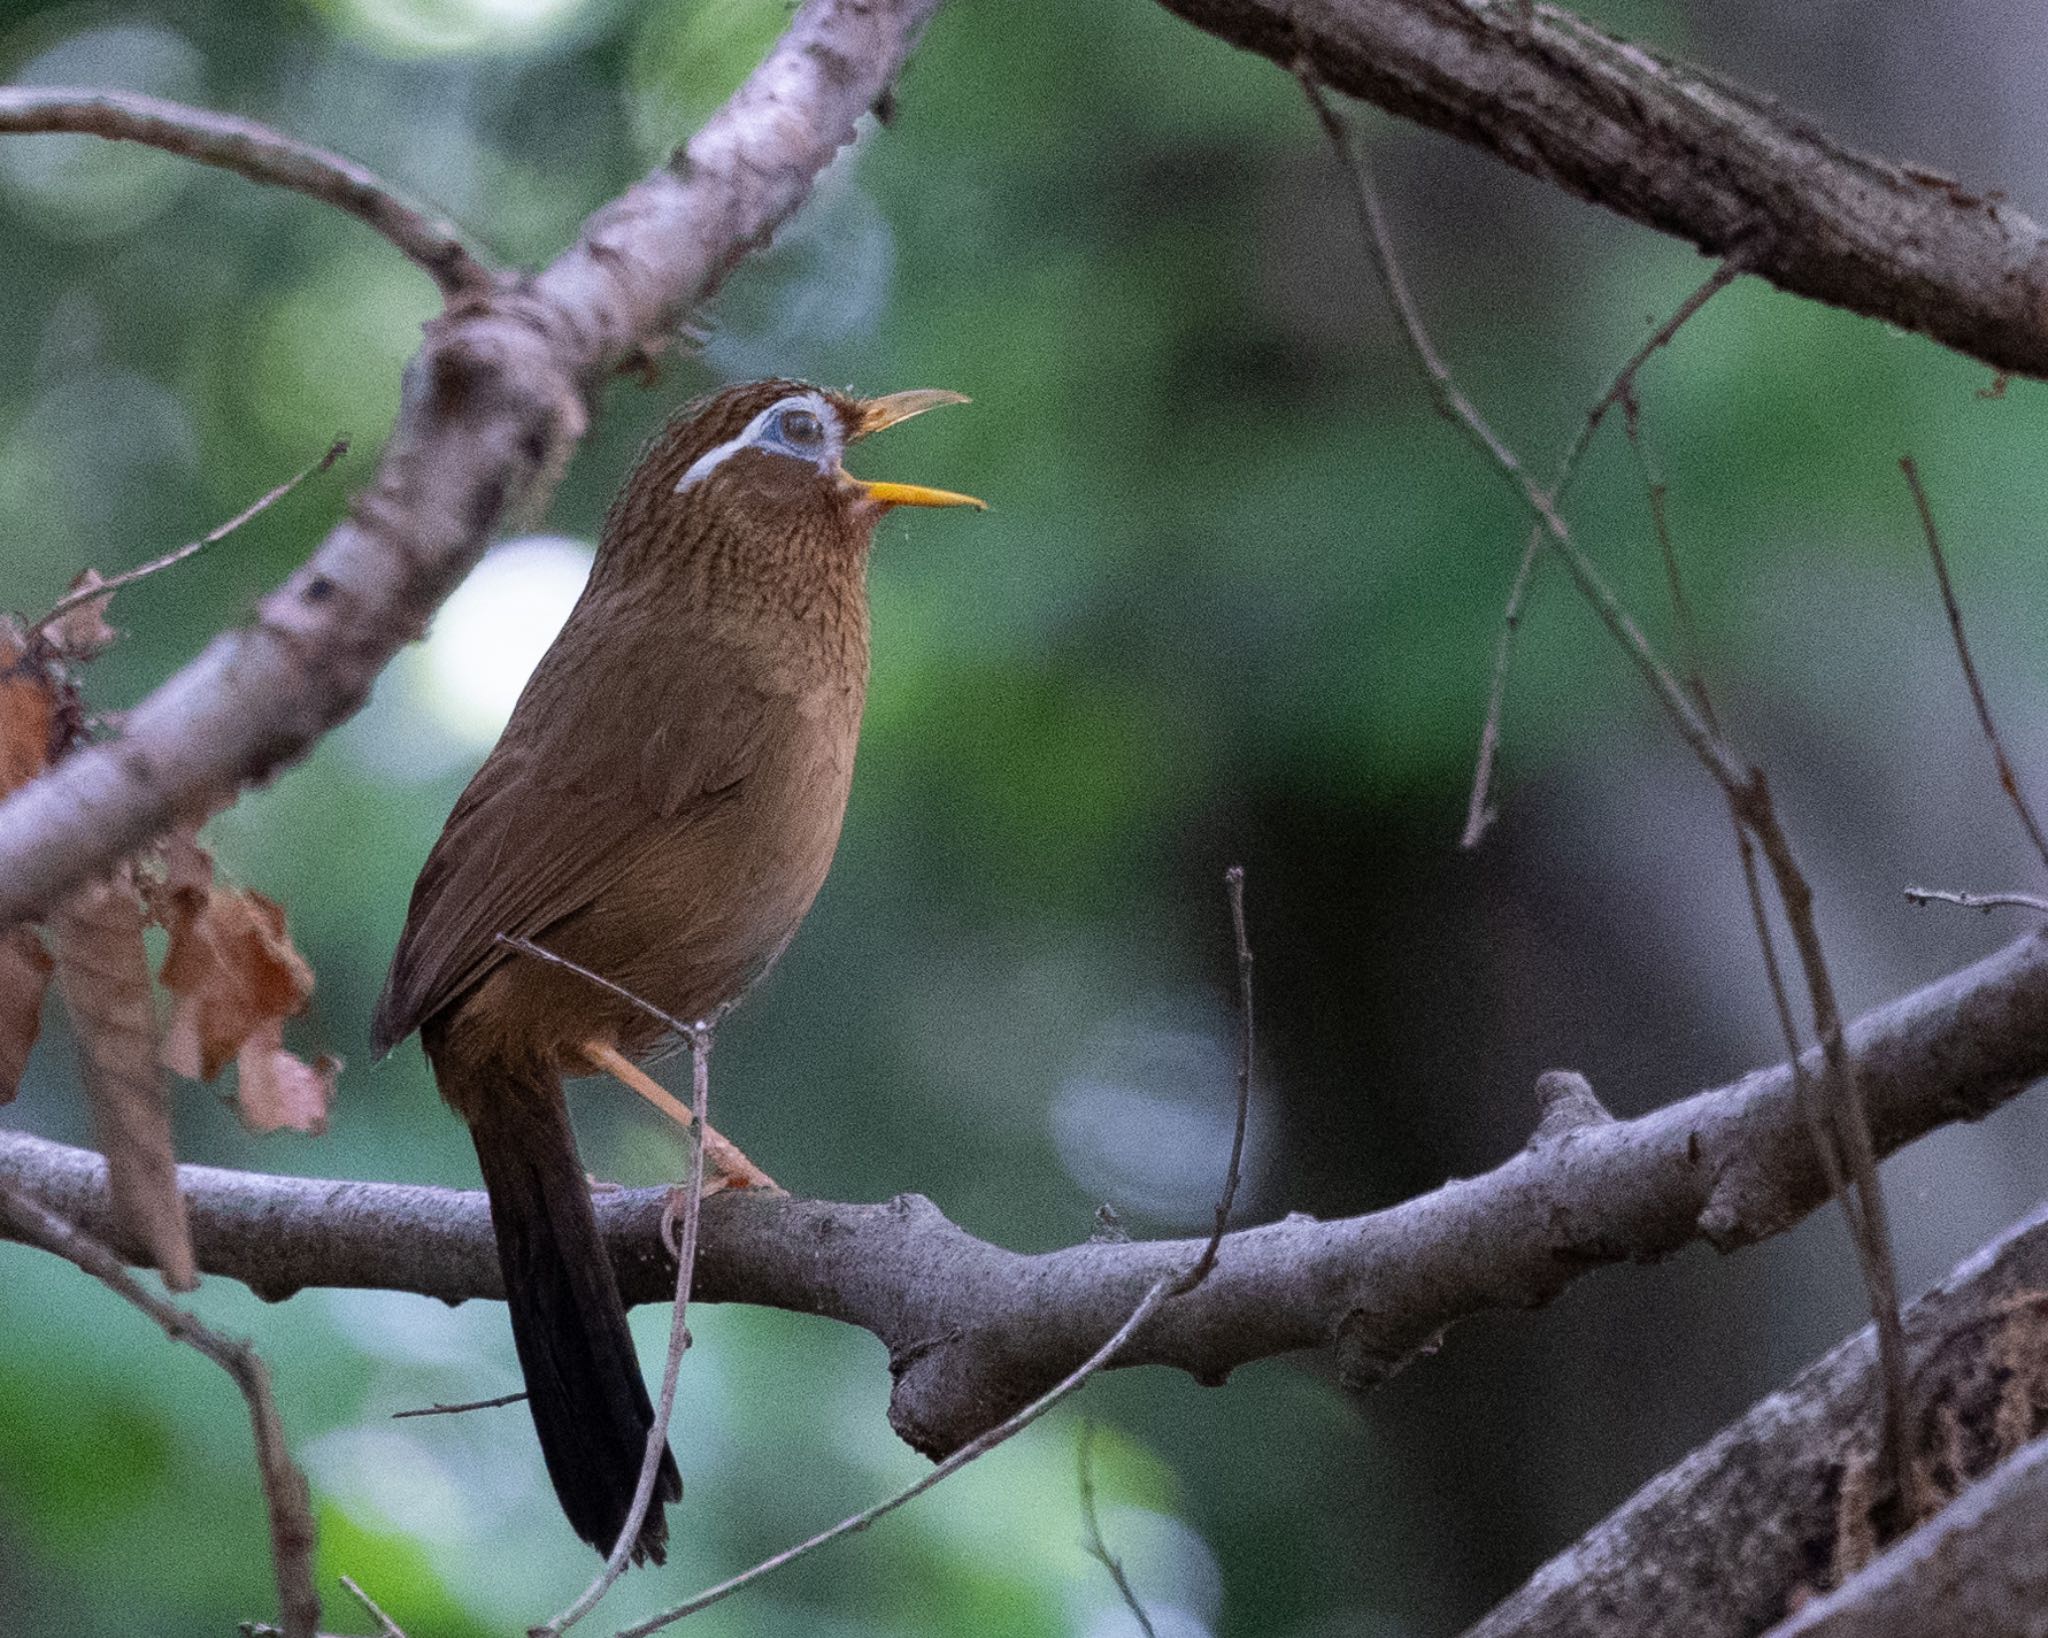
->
[843, 389, 986, 511]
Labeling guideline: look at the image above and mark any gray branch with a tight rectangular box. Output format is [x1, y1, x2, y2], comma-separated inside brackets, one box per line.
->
[1466, 1190, 2048, 1638]
[0, 0, 946, 929]
[0, 87, 496, 297]
[4, 930, 2045, 1460]
[1156, 0, 2048, 380]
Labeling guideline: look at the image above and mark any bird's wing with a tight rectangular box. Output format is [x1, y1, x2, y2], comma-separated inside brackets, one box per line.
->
[372, 632, 778, 1054]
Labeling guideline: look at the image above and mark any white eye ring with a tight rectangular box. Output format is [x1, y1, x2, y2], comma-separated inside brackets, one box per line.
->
[675, 392, 842, 495]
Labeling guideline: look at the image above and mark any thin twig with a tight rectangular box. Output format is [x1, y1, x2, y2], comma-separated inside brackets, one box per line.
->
[1901, 455, 2048, 872]
[494, 935, 717, 1635]
[340, 1575, 406, 1638]
[0, 1177, 320, 1638]
[1630, 401, 1911, 1506]
[35, 440, 350, 633]
[543, 1021, 713, 1636]
[498, 935, 718, 1042]
[1302, 72, 1919, 1517]
[1298, 74, 1746, 797]
[1624, 400, 1716, 728]
[1461, 265, 1739, 846]
[1179, 864, 1253, 1292]
[1461, 533, 1540, 850]
[1077, 1422, 1160, 1638]
[0, 88, 494, 298]
[390, 1390, 527, 1419]
[616, 1274, 1181, 1636]
[1905, 886, 2048, 915]
[612, 869, 1263, 1634]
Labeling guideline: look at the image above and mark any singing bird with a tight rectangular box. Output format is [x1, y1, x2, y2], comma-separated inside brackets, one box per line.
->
[372, 379, 983, 1563]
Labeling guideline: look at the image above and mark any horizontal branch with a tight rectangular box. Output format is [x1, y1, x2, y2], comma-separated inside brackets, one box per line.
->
[5, 930, 2045, 1459]
[1156, 0, 2048, 379]
[1467, 1192, 2048, 1638]
[0, 87, 495, 299]
[0, 0, 946, 929]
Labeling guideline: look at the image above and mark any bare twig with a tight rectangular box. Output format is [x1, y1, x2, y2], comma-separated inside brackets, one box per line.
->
[1303, 72, 1917, 1516]
[1178, 865, 1253, 1292]
[1077, 1422, 1160, 1638]
[0, 1177, 320, 1638]
[544, 1018, 712, 1634]
[1623, 401, 1715, 725]
[1461, 264, 1738, 846]
[1461, 534, 1540, 849]
[1905, 886, 2048, 915]
[340, 1575, 406, 1638]
[390, 1389, 527, 1419]
[1901, 455, 2048, 871]
[497, 936, 721, 1045]
[1299, 74, 1744, 795]
[0, 88, 493, 298]
[492, 935, 718, 1635]
[34, 440, 350, 633]
[616, 1273, 1183, 1635]
[612, 866, 1264, 1633]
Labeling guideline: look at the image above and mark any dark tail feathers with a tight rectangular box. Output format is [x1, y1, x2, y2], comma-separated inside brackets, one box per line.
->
[463, 1064, 681, 1563]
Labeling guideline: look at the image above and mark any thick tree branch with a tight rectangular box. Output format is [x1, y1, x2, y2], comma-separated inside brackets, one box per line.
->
[1770, 1436, 2048, 1638]
[4, 931, 2045, 1461]
[0, 87, 496, 298]
[1467, 1192, 2048, 1638]
[0, 0, 946, 929]
[1157, 0, 2048, 380]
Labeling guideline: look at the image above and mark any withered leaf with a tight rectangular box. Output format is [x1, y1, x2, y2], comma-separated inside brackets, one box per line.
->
[0, 925, 52, 1103]
[45, 569, 117, 661]
[234, 1028, 338, 1136]
[0, 621, 53, 798]
[158, 855, 315, 1085]
[50, 867, 196, 1290]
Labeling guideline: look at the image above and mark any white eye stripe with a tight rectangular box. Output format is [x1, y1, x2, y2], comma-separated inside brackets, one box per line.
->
[674, 392, 843, 495]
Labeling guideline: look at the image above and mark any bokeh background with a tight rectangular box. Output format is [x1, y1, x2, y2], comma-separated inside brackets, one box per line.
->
[3, 0, 2047, 1633]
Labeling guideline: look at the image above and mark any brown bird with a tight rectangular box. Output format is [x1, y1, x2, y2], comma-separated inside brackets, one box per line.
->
[372, 378, 982, 1564]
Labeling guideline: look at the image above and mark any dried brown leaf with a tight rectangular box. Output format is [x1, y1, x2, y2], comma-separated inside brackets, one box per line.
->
[0, 621, 53, 798]
[46, 569, 117, 660]
[50, 867, 195, 1289]
[159, 867, 315, 1084]
[0, 925, 52, 1103]
[233, 1026, 338, 1136]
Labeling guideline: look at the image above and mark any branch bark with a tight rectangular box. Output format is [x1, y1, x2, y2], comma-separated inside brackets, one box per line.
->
[0, 0, 946, 930]
[5, 930, 2045, 1461]
[1156, 0, 2048, 379]
[1466, 1192, 2048, 1638]
[1769, 1435, 2048, 1638]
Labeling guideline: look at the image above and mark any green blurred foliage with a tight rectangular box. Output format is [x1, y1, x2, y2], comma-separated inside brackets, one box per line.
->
[4, 0, 2048, 1634]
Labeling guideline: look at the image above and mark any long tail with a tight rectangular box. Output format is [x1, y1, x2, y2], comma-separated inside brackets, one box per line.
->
[448, 1052, 681, 1563]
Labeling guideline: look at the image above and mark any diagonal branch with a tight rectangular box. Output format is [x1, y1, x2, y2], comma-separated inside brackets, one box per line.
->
[1156, 0, 2048, 379]
[1466, 1190, 2048, 1638]
[0, 0, 948, 931]
[4, 929, 2045, 1462]
[0, 87, 495, 298]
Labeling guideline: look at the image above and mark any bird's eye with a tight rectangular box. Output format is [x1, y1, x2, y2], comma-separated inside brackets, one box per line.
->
[779, 408, 824, 445]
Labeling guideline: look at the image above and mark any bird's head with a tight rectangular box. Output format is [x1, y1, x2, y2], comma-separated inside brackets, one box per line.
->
[644, 377, 983, 528]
